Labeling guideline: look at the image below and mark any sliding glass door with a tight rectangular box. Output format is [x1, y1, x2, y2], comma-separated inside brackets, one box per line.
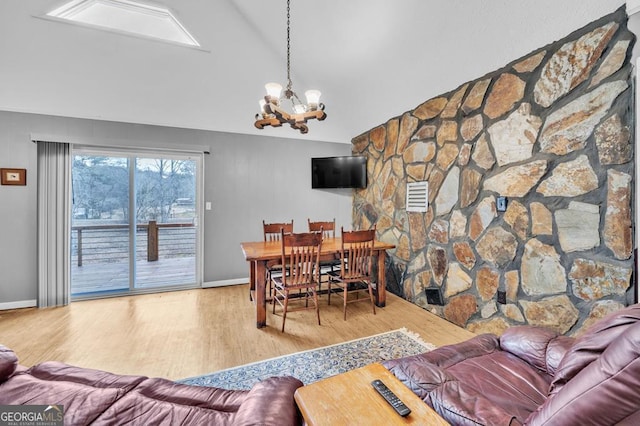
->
[70, 148, 201, 298]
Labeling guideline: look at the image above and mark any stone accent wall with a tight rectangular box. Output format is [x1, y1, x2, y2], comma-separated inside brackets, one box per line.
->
[352, 7, 635, 336]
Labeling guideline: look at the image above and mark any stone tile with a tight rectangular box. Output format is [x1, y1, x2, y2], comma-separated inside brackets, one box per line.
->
[569, 258, 631, 301]
[428, 219, 449, 245]
[460, 168, 482, 209]
[504, 270, 519, 302]
[484, 73, 526, 119]
[589, 39, 630, 88]
[397, 112, 419, 154]
[469, 196, 496, 241]
[413, 97, 448, 120]
[555, 201, 600, 252]
[595, 114, 632, 165]
[436, 121, 458, 147]
[537, 155, 599, 197]
[462, 78, 491, 114]
[530, 202, 553, 236]
[384, 118, 400, 161]
[604, 170, 632, 260]
[513, 51, 546, 73]
[520, 295, 579, 334]
[444, 293, 477, 328]
[436, 143, 459, 171]
[476, 265, 499, 301]
[434, 166, 460, 217]
[476, 226, 517, 267]
[487, 103, 541, 166]
[483, 160, 547, 197]
[521, 239, 567, 296]
[370, 125, 386, 151]
[449, 210, 467, 239]
[500, 304, 525, 323]
[461, 114, 483, 142]
[428, 245, 448, 285]
[403, 141, 436, 164]
[471, 133, 495, 170]
[441, 84, 470, 118]
[453, 241, 476, 270]
[467, 317, 510, 335]
[534, 22, 618, 108]
[504, 200, 529, 240]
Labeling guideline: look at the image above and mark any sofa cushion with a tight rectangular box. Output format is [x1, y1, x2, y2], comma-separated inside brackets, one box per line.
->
[93, 376, 303, 426]
[525, 321, 640, 426]
[0, 345, 18, 382]
[549, 304, 640, 395]
[0, 361, 146, 425]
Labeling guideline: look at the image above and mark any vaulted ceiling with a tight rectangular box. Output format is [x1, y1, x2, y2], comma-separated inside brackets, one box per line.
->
[0, 0, 626, 144]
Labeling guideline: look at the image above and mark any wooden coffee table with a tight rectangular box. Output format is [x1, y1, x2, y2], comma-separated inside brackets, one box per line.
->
[294, 363, 449, 425]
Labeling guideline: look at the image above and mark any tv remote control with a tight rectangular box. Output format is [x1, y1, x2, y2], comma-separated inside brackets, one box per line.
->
[371, 379, 411, 417]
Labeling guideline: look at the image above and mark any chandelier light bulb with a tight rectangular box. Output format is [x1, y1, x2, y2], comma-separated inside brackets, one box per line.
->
[305, 90, 321, 110]
[293, 104, 307, 114]
[265, 82, 283, 101]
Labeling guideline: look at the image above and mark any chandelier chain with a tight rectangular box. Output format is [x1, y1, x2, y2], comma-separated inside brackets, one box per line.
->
[286, 0, 292, 93]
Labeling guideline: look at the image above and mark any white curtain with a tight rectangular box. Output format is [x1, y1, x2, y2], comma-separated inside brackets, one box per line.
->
[37, 141, 71, 307]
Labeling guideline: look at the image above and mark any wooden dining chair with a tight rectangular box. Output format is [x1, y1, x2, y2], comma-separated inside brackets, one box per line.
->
[308, 218, 339, 292]
[260, 220, 294, 301]
[271, 230, 323, 332]
[263, 220, 294, 242]
[328, 227, 377, 320]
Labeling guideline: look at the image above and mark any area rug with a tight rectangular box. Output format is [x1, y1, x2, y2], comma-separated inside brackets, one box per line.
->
[178, 328, 435, 390]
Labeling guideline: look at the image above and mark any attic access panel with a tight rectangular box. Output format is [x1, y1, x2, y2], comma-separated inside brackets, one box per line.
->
[46, 0, 200, 47]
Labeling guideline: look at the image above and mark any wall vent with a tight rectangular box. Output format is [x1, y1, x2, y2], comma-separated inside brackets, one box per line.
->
[406, 181, 428, 212]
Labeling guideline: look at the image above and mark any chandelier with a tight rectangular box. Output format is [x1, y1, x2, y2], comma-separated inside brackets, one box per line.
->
[254, 0, 326, 134]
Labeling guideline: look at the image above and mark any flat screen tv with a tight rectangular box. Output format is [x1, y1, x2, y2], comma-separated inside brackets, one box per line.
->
[311, 156, 367, 189]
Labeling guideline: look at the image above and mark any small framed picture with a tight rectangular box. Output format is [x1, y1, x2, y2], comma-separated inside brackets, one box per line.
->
[1, 168, 27, 186]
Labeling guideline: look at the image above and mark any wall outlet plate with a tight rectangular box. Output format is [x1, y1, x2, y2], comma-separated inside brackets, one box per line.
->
[497, 196, 507, 212]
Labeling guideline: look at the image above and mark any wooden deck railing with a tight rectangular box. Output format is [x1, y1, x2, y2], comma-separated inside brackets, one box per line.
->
[72, 221, 195, 266]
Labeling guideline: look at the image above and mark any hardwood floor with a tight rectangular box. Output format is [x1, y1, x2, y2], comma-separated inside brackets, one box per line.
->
[0, 284, 474, 381]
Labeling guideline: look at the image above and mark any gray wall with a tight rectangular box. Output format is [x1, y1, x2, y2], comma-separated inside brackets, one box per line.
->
[0, 111, 352, 308]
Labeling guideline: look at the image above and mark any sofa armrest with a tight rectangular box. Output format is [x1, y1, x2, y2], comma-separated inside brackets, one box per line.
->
[500, 326, 574, 375]
[0, 345, 18, 383]
[234, 376, 303, 426]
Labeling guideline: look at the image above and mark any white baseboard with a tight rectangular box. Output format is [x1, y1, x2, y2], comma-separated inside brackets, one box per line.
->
[203, 278, 248, 288]
[0, 299, 37, 311]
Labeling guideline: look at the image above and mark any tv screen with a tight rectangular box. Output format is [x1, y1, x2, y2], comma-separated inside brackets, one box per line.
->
[311, 156, 367, 189]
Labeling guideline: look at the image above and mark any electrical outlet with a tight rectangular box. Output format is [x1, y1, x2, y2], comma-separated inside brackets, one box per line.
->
[497, 197, 507, 212]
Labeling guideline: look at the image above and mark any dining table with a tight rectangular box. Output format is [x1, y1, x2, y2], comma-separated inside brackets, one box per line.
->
[240, 236, 396, 328]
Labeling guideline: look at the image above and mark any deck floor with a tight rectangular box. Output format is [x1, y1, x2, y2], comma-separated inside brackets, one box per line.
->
[71, 256, 196, 295]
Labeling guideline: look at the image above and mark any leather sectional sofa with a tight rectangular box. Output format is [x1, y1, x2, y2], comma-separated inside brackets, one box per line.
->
[383, 303, 640, 425]
[0, 345, 303, 426]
